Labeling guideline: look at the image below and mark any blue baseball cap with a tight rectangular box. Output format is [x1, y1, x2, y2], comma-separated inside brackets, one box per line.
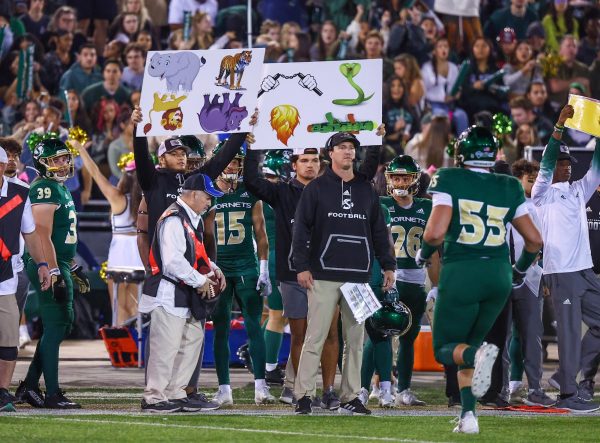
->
[183, 174, 224, 197]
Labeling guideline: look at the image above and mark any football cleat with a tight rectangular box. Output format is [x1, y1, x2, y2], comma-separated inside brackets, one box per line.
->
[358, 387, 369, 406]
[15, 381, 45, 408]
[471, 342, 499, 398]
[236, 343, 253, 374]
[395, 389, 426, 406]
[255, 385, 276, 405]
[452, 411, 479, 434]
[44, 390, 81, 409]
[369, 384, 380, 401]
[379, 387, 395, 408]
[212, 387, 233, 406]
[295, 396, 312, 415]
[265, 367, 285, 386]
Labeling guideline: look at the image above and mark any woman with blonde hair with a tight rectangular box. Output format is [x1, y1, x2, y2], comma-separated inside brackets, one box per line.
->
[393, 54, 425, 110]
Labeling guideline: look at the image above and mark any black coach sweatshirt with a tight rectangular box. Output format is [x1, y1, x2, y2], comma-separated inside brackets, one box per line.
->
[134, 132, 246, 243]
[244, 146, 381, 283]
[292, 167, 396, 283]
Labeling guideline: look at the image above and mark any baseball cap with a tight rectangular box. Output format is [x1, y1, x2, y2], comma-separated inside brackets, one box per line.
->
[526, 22, 545, 39]
[157, 137, 191, 157]
[558, 144, 578, 163]
[182, 173, 224, 197]
[0, 147, 7, 163]
[497, 27, 516, 44]
[291, 148, 319, 156]
[326, 132, 360, 150]
[569, 82, 587, 94]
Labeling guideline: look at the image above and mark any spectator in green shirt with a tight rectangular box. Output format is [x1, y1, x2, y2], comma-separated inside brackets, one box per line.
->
[58, 43, 102, 95]
[541, 0, 579, 53]
[81, 59, 131, 116]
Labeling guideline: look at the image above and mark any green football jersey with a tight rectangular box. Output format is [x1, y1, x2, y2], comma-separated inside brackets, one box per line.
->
[211, 183, 259, 276]
[380, 196, 431, 271]
[369, 204, 391, 288]
[428, 168, 526, 263]
[29, 178, 78, 262]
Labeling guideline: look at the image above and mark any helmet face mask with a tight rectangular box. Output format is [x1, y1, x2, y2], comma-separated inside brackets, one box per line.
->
[385, 155, 421, 197]
[454, 126, 498, 168]
[32, 139, 74, 182]
[186, 155, 206, 172]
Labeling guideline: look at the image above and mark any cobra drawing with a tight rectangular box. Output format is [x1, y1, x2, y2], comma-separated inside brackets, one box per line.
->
[332, 63, 374, 106]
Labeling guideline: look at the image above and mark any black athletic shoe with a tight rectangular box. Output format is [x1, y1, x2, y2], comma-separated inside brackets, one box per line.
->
[338, 397, 372, 415]
[265, 367, 285, 386]
[141, 399, 182, 413]
[236, 343, 253, 373]
[44, 390, 81, 409]
[478, 395, 510, 408]
[295, 395, 312, 415]
[0, 388, 16, 412]
[170, 396, 220, 412]
[15, 381, 45, 408]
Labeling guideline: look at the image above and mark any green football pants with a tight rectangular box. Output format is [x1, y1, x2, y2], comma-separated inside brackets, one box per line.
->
[212, 274, 266, 384]
[362, 282, 426, 390]
[24, 260, 74, 396]
[432, 259, 512, 369]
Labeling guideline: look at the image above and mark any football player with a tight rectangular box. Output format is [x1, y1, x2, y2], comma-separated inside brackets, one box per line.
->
[16, 138, 90, 409]
[181, 135, 207, 173]
[203, 143, 274, 406]
[418, 127, 542, 434]
[261, 151, 289, 385]
[361, 156, 440, 408]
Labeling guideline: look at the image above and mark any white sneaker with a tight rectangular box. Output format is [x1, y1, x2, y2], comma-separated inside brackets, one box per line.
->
[358, 387, 369, 406]
[395, 389, 426, 406]
[212, 387, 233, 406]
[255, 385, 276, 405]
[19, 332, 31, 349]
[509, 381, 523, 395]
[369, 384, 380, 401]
[378, 387, 395, 408]
[471, 342, 499, 398]
[452, 411, 479, 434]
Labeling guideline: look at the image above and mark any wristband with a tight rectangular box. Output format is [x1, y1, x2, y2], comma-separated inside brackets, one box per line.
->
[553, 125, 564, 133]
[49, 267, 60, 276]
[259, 259, 269, 274]
[515, 249, 539, 273]
[420, 240, 437, 260]
[555, 123, 565, 130]
[37, 262, 48, 269]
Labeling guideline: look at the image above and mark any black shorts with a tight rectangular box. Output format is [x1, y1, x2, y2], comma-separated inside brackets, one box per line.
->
[68, 0, 118, 21]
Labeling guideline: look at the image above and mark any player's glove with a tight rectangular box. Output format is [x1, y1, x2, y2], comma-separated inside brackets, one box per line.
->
[49, 268, 68, 303]
[70, 263, 91, 293]
[426, 287, 438, 303]
[257, 260, 272, 297]
[512, 266, 527, 289]
[415, 249, 431, 268]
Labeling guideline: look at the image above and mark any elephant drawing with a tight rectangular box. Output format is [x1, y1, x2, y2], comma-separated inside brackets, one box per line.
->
[147, 52, 206, 93]
[197, 92, 248, 133]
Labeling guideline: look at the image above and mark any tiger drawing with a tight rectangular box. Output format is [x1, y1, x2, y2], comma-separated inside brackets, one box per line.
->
[215, 50, 253, 90]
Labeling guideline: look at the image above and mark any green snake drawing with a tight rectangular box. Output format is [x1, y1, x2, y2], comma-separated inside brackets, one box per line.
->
[332, 63, 374, 106]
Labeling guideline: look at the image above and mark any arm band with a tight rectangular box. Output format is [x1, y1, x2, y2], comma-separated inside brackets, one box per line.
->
[37, 262, 48, 269]
[515, 249, 539, 273]
[420, 240, 438, 260]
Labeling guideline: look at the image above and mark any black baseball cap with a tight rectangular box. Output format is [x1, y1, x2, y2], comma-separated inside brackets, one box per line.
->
[326, 132, 360, 150]
[558, 144, 578, 163]
[157, 137, 191, 157]
[182, 174, 224, 197]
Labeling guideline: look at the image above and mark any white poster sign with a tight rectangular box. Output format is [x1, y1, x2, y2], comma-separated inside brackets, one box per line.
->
[340, 283, 382, 324]
[137, 48, 265, 137]
[253, 59, 383, 149]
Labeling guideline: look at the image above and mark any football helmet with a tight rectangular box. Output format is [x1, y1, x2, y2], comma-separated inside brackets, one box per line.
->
[369, 290, 412, 337]
[179, 135, 206, 172]
[454, 126, 498, 168]
[213, 139, 246, 183]
[32, 138, 74, 182]
[385, 155, 422, 197]
[262, 150, 291, 179]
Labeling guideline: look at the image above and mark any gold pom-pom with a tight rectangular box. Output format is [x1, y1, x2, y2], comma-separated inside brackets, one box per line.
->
[539, 51, 562, 78]
[99, 261, 108, 283]
[117, 152, 135, 171]
[65, 126, 89, 156]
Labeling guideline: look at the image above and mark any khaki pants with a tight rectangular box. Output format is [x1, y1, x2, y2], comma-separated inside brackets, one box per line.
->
[294, 280, 363, 402]
[143, 307, 204, 404]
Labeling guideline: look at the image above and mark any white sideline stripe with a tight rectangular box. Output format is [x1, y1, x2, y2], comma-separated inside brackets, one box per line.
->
[11, 417, 442, 443]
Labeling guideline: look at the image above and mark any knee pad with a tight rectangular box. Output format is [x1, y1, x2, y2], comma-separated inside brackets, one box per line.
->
[0, 346, 18, 361]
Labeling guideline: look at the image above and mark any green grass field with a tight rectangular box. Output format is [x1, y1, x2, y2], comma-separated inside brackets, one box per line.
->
[1, 386, 599, 442]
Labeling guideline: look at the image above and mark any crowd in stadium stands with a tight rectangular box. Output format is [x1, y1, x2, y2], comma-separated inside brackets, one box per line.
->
[1, 0, 600, 417]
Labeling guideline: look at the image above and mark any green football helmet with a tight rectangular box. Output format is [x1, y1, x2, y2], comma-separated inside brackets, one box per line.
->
[212, 139, 246, 183]
[385, 155, 422, 197]
[454, 126, 499, 168]
[369, 298, 413, 337]
[31, 138, 74, 182]
[179, 135, 206, 172]
[262, 150, 290, 179]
